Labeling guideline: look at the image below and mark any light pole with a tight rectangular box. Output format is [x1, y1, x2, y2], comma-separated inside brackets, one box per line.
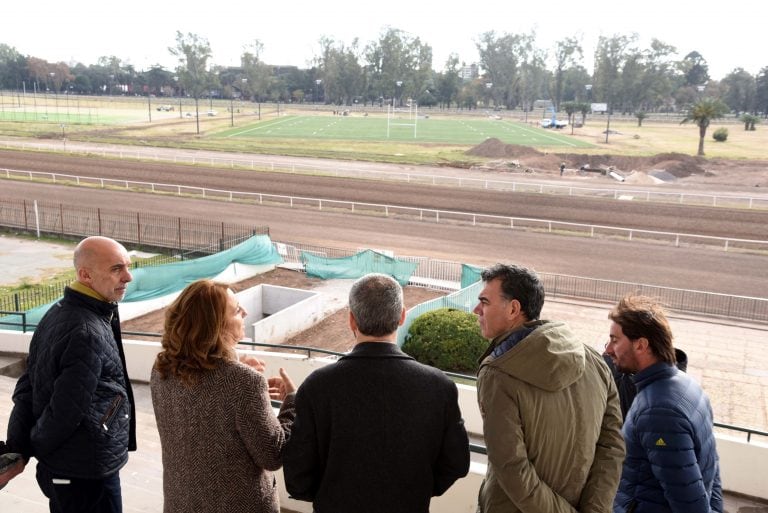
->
[315, 79, 322, 105]
[485, 82, 493, 109]
[174, 76, 182, 118]
[584, 84, 592, 126]
[697, 84, 706, 100]
[605, 106, 611, 144]
[49, 72, 57, 118]
[395, 80, 403, 107]
[230, 93, 234, 127]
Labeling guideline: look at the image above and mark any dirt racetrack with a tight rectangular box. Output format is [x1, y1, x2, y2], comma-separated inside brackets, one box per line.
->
[1, 143, 768, 299]
[1, 149, 768, 240]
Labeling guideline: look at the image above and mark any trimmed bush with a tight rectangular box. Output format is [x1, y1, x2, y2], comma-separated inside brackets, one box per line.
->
[712, 127, 729, 142]
[403, 308, 487, 373]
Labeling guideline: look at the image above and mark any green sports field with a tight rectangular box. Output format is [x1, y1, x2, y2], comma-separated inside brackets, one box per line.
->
[215, 114, 594, 148]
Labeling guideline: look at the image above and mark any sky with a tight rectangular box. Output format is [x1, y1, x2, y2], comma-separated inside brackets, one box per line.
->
[3, 0, 762, 81]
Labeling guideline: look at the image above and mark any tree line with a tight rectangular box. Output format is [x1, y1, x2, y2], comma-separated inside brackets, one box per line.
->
[1, 28, 767, 116]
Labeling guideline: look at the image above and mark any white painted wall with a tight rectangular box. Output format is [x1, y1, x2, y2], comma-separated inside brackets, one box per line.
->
[238, 285, 323, 345]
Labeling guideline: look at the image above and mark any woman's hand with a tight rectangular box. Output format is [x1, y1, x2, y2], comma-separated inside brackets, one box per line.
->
[267, 368, 296, 401]
[239, 354, 267, 373]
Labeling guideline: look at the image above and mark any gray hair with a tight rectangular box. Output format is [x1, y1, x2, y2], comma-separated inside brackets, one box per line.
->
[349, 273, 403, 337]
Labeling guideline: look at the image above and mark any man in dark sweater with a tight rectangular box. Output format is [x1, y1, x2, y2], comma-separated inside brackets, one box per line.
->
[283, 273, 470, 513]
[4, 236, 136, 513]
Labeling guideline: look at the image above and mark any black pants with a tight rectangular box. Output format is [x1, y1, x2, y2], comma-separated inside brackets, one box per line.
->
[36, 464, 122, 513]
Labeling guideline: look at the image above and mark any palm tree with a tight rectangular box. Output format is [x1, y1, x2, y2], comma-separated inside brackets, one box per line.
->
[680, 98, 730, 156]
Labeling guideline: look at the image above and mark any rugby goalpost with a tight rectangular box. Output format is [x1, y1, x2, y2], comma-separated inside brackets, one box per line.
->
[386, 101, 418, 138]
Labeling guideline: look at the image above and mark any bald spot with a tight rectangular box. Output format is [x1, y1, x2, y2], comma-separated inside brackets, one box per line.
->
[73, 236, 127, 271]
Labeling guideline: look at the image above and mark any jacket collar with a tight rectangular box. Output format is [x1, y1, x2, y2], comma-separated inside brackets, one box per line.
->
[64, 286, 119, 319]
[479, 320, 544, 362]
[633, 361, 677, 391]
[341, 341, 413, 361]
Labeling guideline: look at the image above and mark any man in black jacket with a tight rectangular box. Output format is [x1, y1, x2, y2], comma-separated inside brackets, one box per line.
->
[283, 273, 470, 513]
[4, 236, 137, 513]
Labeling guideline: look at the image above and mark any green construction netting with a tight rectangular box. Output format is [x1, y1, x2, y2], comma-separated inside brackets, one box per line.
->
[301, 249, 418, 286]
[2, 235, 282, 331]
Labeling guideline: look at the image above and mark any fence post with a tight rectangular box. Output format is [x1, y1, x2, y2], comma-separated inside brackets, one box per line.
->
[98, 208, 102, 236]
[137, 212, 141, 247]
[178, 217, 183, 259]
[23, 199, 28, 230]
[14, 293, 20, 312]
[60, 203, 64, 236]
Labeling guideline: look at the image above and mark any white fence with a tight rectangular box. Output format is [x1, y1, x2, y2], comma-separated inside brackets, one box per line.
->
[3, 167, 768, 254]
[2, 139, 767, 210]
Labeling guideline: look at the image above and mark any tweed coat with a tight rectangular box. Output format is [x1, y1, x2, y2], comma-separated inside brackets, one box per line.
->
[151, 360, 295, 513]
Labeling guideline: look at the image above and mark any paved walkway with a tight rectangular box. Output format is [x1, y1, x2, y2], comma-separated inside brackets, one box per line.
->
[543, 298, 768, 434]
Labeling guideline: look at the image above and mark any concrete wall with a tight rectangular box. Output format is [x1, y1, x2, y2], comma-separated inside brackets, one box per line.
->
[238, 285, 323, 345]
[0, 331, 765, 504]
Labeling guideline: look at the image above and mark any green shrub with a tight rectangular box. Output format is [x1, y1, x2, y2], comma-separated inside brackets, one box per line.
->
[403, 308, 487, 374]
[712, 127, 729, 142]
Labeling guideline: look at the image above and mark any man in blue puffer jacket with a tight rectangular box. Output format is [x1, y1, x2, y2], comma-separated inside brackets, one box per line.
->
[4, 236, 137, 513]
[605, 295, 722, 513]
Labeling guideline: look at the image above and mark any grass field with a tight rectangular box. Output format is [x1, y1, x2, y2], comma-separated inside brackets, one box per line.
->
[1, 91, 766, 163]
[215, 114, 594, 148]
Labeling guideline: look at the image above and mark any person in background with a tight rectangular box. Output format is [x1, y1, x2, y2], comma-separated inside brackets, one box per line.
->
[473, 263, 624, 513]
[283, 273, 469, 513]
[151, 279, 295, 513]
[603, 348, 688, 420]
[605, 295, 721, 513]
[5, 236, 136, 512]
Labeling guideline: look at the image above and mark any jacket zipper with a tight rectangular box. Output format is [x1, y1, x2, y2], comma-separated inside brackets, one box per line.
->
[101, 395, 123, 432]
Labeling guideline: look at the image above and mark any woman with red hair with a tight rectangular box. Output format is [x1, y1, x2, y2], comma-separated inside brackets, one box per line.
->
[151, 279, 295, 513]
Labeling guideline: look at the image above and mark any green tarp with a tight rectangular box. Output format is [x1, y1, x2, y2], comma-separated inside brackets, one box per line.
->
[302, 249, 418, 286]
[3, 235, 282, 331]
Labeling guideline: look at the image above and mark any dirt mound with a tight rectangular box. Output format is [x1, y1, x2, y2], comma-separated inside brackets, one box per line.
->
[466, 138, 544, 158]
[648, 153, 707, 177]
[465, 140, 754, 184]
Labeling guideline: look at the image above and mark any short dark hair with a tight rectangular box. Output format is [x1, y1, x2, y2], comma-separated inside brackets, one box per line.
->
[609, 295, 676, 365]
[349, 274, 403, 337]
[480, 264, 544, 321]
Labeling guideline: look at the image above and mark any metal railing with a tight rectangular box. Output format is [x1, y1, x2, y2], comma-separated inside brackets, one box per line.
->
[275, 240, 768, 323]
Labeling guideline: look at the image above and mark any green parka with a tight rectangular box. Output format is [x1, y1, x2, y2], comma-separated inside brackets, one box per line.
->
[477, 320, 625, 513]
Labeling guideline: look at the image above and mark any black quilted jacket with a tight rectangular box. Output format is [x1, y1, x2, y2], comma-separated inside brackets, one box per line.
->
[7, 287, 137, 478]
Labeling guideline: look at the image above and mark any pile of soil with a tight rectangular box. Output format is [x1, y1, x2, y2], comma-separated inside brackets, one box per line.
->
[465, 139, 712, 180]
[466, 138, 544, 159]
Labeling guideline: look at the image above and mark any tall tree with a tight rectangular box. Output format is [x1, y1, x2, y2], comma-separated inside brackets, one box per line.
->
[680, 51, 710, 87]
[436, 54, 461, 108]
[169, 31, 212, 133]
[552, 37, 583, 109]
[756, 67, 768, 118]
[0, 44, 27, 89]
[721, 68, 756, 114]
[680, 97, 730, 155]
[477, 31, 534, 109]
[364, 27, 432, 106]
[593, 34, 637, 111]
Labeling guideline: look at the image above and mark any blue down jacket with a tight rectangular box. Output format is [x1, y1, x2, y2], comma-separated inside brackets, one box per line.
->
[614, 362, 722, 513]
[7, 287, 137, 479]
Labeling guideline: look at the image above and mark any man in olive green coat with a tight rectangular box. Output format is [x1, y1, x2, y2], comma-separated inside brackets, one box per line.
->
[473, 264, 625, 513]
